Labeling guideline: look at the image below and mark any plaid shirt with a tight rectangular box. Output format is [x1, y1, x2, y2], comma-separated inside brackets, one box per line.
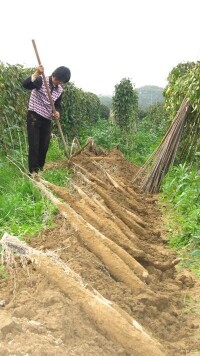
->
[23, 76, 63, 119]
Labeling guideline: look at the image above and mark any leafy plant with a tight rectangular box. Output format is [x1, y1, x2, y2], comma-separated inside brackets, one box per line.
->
[161, 164, 200, 248]
[100, 104, 110, 119]
[0, 63, 33, 157]
[80, 119, 123, 150]
[60, 83, 100, 141]
[163, 61, 200, 164]
[112, 78, 138, 131]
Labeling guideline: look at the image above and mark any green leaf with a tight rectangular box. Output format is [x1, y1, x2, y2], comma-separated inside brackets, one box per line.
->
[191, 250, 200, 257]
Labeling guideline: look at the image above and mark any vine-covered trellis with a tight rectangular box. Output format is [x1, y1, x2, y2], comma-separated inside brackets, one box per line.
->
[0, 63, 101, 157]
[134, 62, 200, 193]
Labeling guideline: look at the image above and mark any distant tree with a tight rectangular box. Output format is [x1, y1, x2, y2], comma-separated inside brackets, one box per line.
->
[84, 92, 100, 124]
[112, 78, 138, 131]
[100, 104, 110, 120]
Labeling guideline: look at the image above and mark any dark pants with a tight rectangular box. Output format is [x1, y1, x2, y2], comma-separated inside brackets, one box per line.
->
[27, 111, 52, 173]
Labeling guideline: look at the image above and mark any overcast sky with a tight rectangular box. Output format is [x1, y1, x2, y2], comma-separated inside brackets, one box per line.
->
[1, 0, 200, 95]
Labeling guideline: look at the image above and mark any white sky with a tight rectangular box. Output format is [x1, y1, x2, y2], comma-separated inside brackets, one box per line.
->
[1, 0, 200, 95]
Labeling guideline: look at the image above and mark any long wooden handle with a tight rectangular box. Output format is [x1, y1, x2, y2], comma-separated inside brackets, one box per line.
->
[32, 39, 69, 158]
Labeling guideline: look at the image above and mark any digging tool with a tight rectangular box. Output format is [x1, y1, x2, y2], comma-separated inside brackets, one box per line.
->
[31, 39, 70, 158]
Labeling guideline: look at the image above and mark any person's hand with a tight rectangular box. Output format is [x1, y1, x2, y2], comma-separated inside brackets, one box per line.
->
[53, 111, 60, 120]
[36, 64, 44, 75]
[32, 65, 44, 81]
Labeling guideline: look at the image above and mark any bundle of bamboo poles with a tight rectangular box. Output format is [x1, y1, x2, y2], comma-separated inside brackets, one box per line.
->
[133, 98, 192, 193]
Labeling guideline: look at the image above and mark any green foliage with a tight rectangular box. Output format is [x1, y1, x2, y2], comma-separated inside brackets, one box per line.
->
[161, 164, 200, 249]
[0, 155, 56, 237]
[186, 62, 200, 112]
[100, 104, 110, 119]
[80, 118, 154, 163]
[112, 78, 138, 131]
[163, 61, 200, 164]
[164, 62, 196, 117]
[80, 119, 123, 150]
[46, 135, 66, 162]
[126, 127, 160, 165]
[80, 105, 167, 166]
[163, 61, 200, 116]
[138, 108, 148, 119]
[60, 83, 100, 141]
[143, 102, 169, 135]
[42, 167, 71, 187]
[0, 62, 32, 156]
[192, 249, 200, 257]
[0, 138, 71, 240]
[85, 92, 100, 124]
[0, 63, 101, 157]
[60, 83, 85, 140]
[127, 102, 168, 164]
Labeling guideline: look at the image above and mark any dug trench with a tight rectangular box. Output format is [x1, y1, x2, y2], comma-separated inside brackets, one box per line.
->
[0, 147, 199, 355]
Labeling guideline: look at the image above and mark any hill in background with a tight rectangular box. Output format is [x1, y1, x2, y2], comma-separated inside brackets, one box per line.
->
[99, 85, 164, 111]
[98, 95, 112, 109]
[136, 85, 164, 110]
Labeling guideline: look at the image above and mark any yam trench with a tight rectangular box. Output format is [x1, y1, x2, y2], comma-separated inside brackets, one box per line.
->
[1, 148, 199, 355]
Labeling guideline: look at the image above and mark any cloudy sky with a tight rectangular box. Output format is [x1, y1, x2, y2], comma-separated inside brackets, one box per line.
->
[1, 0, 200, 95]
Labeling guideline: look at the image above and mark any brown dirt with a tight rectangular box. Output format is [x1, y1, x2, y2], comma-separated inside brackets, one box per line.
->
[0, 147, 200, 355]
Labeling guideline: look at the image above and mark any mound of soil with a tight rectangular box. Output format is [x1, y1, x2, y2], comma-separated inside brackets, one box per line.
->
[0, 147, 199, 355]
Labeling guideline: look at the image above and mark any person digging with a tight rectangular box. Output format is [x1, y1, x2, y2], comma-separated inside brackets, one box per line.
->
[23, 64, 71, 176]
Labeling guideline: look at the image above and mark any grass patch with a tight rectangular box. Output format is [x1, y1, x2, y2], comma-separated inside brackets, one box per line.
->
[42, 168, 71, 186]
[46, 135, 66, 162]
[0, 138, 71, 240]
[160, 164, 200, 276]
[0, 156, 56, 238]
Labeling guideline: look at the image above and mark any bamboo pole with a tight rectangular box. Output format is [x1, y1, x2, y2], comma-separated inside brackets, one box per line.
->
[134, 98, 192, 193]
